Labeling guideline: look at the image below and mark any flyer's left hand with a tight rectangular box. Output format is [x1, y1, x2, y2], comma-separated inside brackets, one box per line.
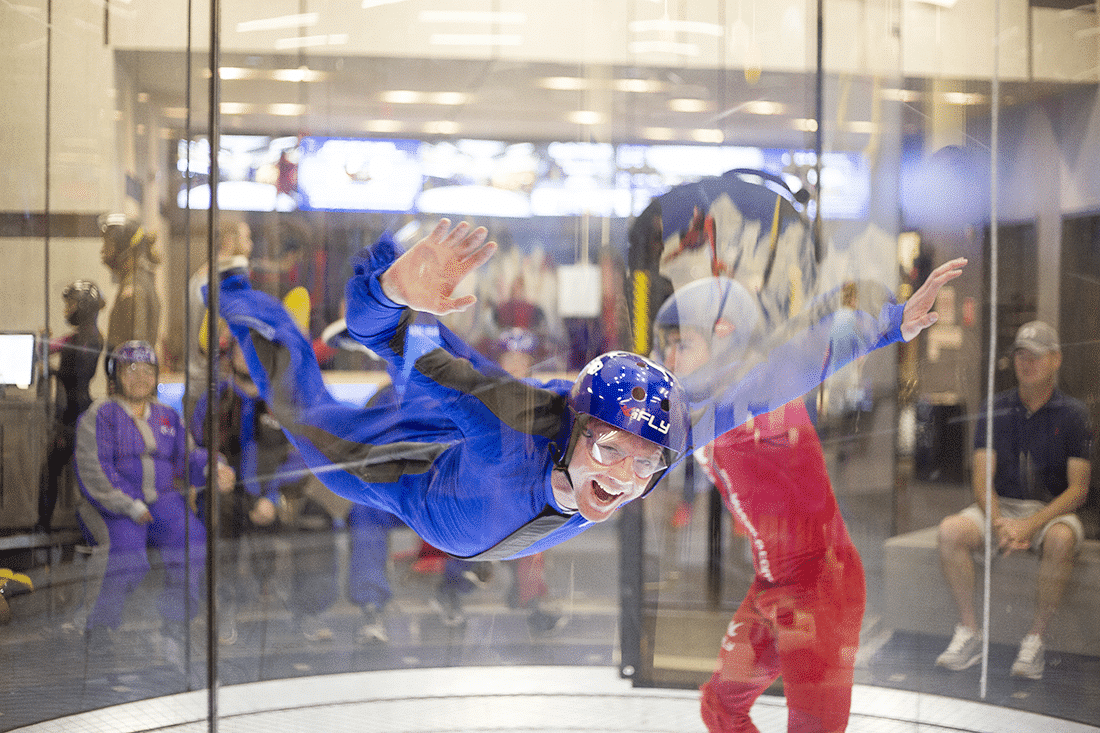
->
[901, 257, 967, 342]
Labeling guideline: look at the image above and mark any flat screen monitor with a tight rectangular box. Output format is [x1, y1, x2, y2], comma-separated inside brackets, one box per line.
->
[0, 333, 36, 388]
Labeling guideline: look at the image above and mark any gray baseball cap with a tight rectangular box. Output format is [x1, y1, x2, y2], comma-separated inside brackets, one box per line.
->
[1013, 321, 1059, 354]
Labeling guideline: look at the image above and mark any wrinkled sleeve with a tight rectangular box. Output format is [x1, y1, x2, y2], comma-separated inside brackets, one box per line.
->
[704, 291, 904, 445]
[74, 402, 148, 521]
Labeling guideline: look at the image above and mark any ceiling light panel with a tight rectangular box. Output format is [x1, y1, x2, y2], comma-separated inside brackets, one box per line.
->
[628, 19, 723, 36]
[418, 10, 526, 24]
[429, 34, 523, 46]
[235, 13, 318, 33]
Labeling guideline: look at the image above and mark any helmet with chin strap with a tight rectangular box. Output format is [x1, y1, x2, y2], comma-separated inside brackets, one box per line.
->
[106, 340, 158, 389]
[564, 351, 689, 493]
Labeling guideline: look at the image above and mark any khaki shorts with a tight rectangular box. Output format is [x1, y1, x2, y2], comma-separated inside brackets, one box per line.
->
[960, 498, 1085, 554]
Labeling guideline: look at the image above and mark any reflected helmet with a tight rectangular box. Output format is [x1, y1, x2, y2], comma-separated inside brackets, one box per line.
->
[654, 276, 759, 367]
[106, 340, 158, 385]
[62, 280, 106, 324]
[568, 351, 689, 460]
[99, 213, 157, 269]
[497, 327, 538, 356]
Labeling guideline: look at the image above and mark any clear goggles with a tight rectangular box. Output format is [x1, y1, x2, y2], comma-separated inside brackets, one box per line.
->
[583, 425, 668, 478]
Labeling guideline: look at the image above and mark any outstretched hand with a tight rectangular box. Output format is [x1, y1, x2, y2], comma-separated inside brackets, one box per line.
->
[900, 257, 968, 342]
[380, 218, 497, 316]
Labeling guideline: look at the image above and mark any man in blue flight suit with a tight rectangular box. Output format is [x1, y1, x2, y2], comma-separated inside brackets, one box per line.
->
[214, 218, 964, 563]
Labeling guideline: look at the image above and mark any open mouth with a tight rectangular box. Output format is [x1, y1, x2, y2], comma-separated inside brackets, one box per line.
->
[591, 480, 621, 505]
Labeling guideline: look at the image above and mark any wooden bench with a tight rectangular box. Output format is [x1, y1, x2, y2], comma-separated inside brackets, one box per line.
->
[883, 526, 1100, 656]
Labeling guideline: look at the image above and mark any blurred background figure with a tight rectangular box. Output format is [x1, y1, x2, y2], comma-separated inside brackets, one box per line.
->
[39, 280, 106, 532]
[189, 321, 310, 645]
[99, 214, 162, 360]
[186, 219, 254, 417]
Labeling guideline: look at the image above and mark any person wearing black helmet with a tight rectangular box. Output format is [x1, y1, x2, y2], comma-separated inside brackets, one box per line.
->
[74, 341, 234, 651]
[39, 280, 106, 530]
[214, 219, 963, 564]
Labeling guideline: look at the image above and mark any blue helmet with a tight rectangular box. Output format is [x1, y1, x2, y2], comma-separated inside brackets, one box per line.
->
[107, 340, 158, 386]
[568, 351, 689, 460]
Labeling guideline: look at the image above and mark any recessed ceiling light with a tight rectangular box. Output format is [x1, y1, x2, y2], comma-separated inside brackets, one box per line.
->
[615, 79, 664, 93]
[361, 0, 406, 8]
[274, 34, 347, 49]
[668, 98, 710, 113]
[269, 103, 306, 116]
[365, 119, 403, 133]
[428, 92, 469, 105]
[236, 13, 318, 33]
[540, 76, 588, 91]
[418, 10, 526, 24]
[220, 102, 256, 115]
[742, 100, 785, 115]
[272, 67, 329, 82]
[628, 19, 723, 36]
[423, 120, 459, 135]
[629, 40, 700, 56]
[218, 67, 261, 80]
[642, 127, 676, 140]
[690, 129, 724, 143]
[567, 110, 604, 125]
[429, 33, 522, 46]
[381, 90, 423, 104]
[793, 118, 818, 132]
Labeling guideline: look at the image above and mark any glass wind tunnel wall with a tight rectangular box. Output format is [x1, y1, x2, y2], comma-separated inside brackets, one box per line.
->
[1, 0, 1099, 730]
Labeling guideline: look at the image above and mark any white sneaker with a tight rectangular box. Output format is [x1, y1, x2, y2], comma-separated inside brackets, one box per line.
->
[356, 604, 389, 644]
[936, 624, 982, 671]
[1011, 634, 1045, 680]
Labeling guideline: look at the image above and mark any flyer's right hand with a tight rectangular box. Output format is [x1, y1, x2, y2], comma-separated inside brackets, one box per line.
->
[379, 218, 497, 316]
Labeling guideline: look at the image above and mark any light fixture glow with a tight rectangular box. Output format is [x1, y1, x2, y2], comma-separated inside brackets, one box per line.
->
[274, 34, 347, 49]
[428, 92, 469, 105]
[742, 100, 785, 115]
[236, 13, 318, 33]
[615, 79, 664, 93]
[429, 33, 522, 46]
[690, 129, 724, 143]
[668, 98, 710, 113]
[220, 102, 256, 115]
[364, 119, 403, 133]
[540, 77, 588, 91]
[628, 19, 723, 36]
[361, 0, 406, 8]
[793, 118, 818, 132]
[567, 110, 604, 125]
[418, 10, 526, 24]
[628, 40, 700, 57]
[381, 90, 423, 104]
[269, 103, 306, 116]
[271, 67, 329, 82]
[642, 127, 676, 140]
[423, 120, 459, 135]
